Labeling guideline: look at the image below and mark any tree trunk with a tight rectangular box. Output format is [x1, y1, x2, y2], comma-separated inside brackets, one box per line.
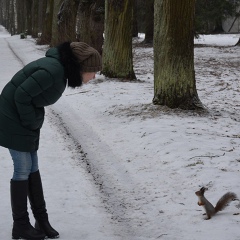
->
[51, 0, 63, 46]
[38, 0, 53, 45]
[0, 1, 3, 24]
[143, 0, 153, 44]
[31, 0, 39, 38]
[16, 0, 26, 33]
[102, 0, 136, 79]
[132, 0, 138, 37]
[12, 0, 17, 34]
[25, 0, 33, 35]
[5, 0, 10, 31]
[9, 0, 15, 35]
[77, 0, 104, 54]
[136, 0, 145, 33]
[57, 0, 79, 44]
[38, 0, 45, 33]
[212, 18, 224, 34]
[153, 0, 203, 110]
[0, 1, 3, 25]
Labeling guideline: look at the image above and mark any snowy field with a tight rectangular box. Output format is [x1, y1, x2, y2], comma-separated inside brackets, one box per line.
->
[0, 25, 240, 240]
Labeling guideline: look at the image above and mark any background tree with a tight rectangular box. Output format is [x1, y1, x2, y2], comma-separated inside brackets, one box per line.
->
[102, 0, 136, 79]
[16, 0, 26, 34]
[0, 0, 3, 24]
[0, 0, 9, 32]
[25, 0, 33, 35]
[0, 0, 22, 34]
[143, 0, 154, 44]
[56, 0, 79, 44]
[51, 0, 63, 46]
[0, 1, 3, 25]
[9, 0, 15, 35]
[38, 0, 53, 45]
[133, 0, 154, 43]
[195, 0, 240, 34]
[132, 0, 138, 37]
[77, 0, 104, 54]
[153, 0, 203, 109]
[135, 0, 145, 33]
[31, 0, 39, 38]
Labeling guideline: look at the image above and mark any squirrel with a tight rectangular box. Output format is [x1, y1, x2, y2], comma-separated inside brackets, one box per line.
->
[195, 187, 237, 220]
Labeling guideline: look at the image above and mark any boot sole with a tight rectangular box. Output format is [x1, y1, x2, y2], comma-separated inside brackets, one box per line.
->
[12, 236, 47, 240]
[48, 236, 59, 239]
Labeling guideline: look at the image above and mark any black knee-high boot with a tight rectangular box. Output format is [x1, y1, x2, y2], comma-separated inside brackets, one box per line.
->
[28, 170, 59, 239]
[10, 180, 46, 240]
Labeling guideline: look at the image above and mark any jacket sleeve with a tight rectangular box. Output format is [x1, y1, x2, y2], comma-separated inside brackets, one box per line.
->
[14, 69, 54, 130]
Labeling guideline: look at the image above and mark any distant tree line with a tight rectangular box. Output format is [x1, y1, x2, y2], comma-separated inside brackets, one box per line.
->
[0, 0, 239, 46]
[195, 0, 240, 34]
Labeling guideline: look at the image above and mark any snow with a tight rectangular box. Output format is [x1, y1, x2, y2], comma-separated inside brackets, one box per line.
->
[194, 34, 240, 46]
[0, 25, 240, 240]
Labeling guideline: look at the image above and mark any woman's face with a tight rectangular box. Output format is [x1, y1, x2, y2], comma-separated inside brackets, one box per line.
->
[82, 72, 96, 84]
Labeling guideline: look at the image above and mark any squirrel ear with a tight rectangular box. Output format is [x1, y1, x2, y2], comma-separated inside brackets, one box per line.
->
[200, 187, 206, 193]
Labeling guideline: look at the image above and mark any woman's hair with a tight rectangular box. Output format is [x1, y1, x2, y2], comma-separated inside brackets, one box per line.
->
[57, 42, 83, 88]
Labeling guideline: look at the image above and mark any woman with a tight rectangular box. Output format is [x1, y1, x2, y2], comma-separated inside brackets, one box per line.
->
[0, 42, 102, 239]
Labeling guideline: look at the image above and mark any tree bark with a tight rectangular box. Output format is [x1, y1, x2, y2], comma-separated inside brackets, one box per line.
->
[9, 0, 15, 35]
[0, 1, 3, 24]
[16, 0, 26, 34]
[136, 0, 145, 33]
[132, 0, 138, 37]
[102, 0, 136, 79]
[5, 0, 10, 31]
[153, 0, 203, 110]
[25, 0, 33, 35]
[77, 0, 104, 54]
[12, 0, 17, 34]
[31, 0, 39, 38]
[212, 18, 224, 34]
[51, 0, 63, 46]
[38, 0, 53, 45]
[143, 0, 153, 44]
[57, 0, 79, 44]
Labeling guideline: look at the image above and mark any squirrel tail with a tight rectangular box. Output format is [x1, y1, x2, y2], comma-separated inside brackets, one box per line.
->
[215, 192, 237, 213]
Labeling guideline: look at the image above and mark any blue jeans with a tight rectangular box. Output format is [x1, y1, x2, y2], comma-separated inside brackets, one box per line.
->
[9, 149, 39, 181]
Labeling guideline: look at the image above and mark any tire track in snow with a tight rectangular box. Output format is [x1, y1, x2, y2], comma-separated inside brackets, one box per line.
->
[47, 102, 145, 239]
[4, 38, 25, 67]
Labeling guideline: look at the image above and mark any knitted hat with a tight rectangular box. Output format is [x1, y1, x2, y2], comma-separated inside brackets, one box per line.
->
[70, 42, 102, 72]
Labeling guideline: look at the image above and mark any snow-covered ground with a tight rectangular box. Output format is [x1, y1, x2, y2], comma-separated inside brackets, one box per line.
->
[0, 25, 240, 240]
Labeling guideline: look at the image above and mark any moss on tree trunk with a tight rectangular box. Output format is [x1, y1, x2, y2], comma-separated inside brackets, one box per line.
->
[153, 0, 203, 110]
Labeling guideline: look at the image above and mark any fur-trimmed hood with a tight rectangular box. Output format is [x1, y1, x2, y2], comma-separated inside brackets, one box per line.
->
[56, 42, 83, 88]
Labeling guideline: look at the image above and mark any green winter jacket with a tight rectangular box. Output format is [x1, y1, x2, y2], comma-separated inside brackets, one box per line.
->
[0, 47, 66, 152]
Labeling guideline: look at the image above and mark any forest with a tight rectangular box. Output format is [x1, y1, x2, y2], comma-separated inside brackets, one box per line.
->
[0, 0, 239, 110]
